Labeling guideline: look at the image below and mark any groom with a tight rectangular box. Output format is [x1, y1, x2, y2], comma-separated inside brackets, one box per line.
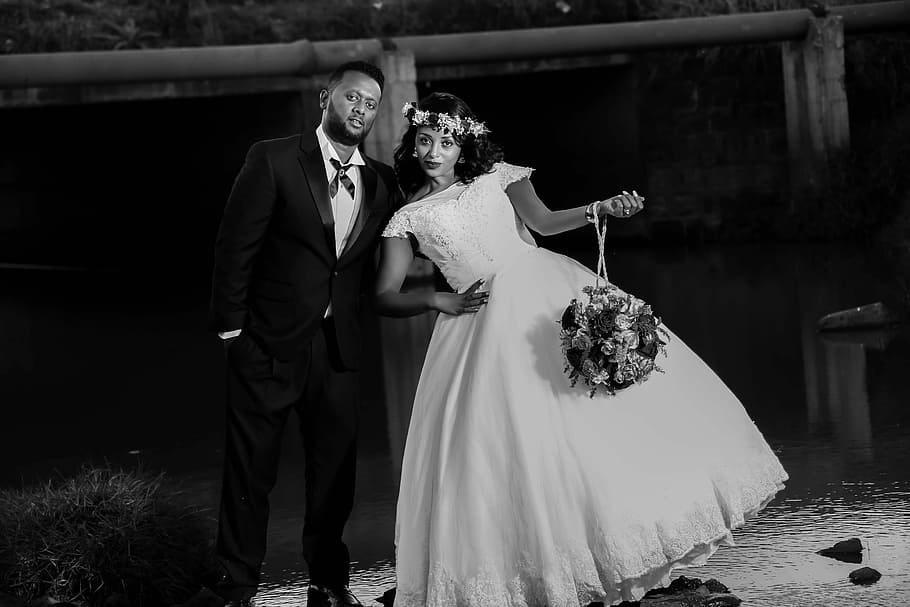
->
[209, 61, 400, 607]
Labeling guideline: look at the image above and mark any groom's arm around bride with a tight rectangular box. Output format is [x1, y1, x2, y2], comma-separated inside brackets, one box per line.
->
[208, 60, 400, 607]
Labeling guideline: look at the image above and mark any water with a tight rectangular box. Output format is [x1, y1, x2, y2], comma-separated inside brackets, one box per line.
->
[1, 243, 908, 606]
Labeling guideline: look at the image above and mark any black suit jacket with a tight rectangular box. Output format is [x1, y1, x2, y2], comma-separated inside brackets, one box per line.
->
[210, 130, 400, 368]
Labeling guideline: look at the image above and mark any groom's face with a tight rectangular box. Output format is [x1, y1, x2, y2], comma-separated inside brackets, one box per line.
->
[320, 71, 382, 147]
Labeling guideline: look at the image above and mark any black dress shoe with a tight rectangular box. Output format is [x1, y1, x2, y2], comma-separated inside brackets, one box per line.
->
[307, 585, 363, 607]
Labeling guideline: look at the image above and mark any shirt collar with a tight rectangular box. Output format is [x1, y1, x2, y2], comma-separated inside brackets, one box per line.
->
[316, 125, 366, 168]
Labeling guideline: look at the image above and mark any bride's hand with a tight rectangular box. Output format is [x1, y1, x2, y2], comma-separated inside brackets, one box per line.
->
[600, 190, 644, 218]
[433, 279, 490, 315]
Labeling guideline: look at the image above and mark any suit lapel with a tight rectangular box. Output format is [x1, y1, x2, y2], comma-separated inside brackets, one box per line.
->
[297, 134, 336, 255]
[339, 162, 379, 260]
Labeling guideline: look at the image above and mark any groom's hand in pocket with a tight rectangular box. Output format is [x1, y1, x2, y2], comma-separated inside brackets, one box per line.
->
[221, 332, 241, 354]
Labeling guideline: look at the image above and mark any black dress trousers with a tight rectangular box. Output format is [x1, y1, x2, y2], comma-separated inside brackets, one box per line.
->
[215, 318, 359, 599]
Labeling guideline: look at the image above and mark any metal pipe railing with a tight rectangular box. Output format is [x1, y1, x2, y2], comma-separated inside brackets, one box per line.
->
[0, 1, 907, 88]
[390, 1, 910, 65]
[0, 40, 317, 87]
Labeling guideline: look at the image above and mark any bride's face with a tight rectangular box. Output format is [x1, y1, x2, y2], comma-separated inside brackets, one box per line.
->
[414, 127, 461, 180]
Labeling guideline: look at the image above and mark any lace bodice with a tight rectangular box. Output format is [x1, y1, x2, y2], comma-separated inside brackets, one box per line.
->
[382, 162, 537, 291]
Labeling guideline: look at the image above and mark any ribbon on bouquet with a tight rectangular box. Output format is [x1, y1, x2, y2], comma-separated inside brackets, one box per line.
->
[593, 213, 609, 289]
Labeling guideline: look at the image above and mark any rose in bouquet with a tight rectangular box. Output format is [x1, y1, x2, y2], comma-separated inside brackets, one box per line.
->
[559, 284, 669, 396]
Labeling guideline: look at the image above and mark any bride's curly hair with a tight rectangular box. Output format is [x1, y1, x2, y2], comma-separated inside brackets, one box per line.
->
[394, 92, 504, 199]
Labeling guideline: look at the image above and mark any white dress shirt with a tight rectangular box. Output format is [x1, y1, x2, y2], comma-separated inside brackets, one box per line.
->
[219, 126, 366, 339]
[316, 124, 365, 257]
[317, 124, 365, 317]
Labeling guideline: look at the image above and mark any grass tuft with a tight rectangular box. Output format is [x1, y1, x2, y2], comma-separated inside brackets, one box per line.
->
[0, 466, 214, 607]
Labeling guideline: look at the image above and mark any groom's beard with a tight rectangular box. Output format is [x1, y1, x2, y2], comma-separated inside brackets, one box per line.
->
[325, 102, 371, 147]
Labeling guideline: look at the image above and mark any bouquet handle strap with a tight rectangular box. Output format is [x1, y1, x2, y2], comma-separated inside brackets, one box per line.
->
[594, 215, 609, 288]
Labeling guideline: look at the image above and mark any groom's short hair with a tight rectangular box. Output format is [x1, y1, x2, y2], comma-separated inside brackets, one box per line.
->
[326, 61, 385, 94]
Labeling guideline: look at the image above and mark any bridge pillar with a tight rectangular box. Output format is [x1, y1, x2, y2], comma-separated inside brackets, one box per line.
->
[364, 50, 417, 165]
[367, 50, 437, 453]
[781, 15, 850, 206]
[365, 50, 434, 283]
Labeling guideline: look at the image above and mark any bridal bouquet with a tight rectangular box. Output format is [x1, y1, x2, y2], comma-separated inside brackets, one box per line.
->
[559, 217, 669, 396]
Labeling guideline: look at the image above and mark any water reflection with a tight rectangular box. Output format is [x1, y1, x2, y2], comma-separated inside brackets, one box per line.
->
[1, 243, 908, 607]
[799, 284, 900, 467]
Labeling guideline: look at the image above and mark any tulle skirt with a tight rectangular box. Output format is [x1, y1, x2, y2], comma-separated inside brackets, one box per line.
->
[394, 247, 787, 607]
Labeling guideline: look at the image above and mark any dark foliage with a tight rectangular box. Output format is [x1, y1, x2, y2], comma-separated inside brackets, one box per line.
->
[0, 467, 214, 607]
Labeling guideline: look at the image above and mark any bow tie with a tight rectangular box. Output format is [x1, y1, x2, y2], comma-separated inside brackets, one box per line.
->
[329, 158, 356, 199]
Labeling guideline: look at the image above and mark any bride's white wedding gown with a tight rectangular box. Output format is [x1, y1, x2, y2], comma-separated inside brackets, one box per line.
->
[382, 163, 787, 607]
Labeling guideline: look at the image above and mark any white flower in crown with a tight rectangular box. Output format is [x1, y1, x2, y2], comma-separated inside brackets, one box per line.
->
[401, 101, 490, 137]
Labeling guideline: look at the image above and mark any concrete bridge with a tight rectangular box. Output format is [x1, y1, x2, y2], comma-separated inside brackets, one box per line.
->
[1, 1, 908, 194]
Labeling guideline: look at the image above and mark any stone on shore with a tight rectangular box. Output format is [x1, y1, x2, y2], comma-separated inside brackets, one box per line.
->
[378, 577, 741, 607]
[637, 576, 741, 607]
[849, 567, 882, 585]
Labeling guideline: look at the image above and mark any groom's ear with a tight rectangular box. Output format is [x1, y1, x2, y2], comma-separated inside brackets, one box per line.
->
[318, 89, 330, 110]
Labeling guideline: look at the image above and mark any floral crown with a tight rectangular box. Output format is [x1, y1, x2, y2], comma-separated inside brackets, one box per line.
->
[402, 101, 490, 137]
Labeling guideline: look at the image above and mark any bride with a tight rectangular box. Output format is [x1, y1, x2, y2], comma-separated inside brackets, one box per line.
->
[374, 92, 787, 607]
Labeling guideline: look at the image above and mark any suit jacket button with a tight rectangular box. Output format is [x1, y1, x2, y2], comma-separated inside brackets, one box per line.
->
[333, 271, 339, 276]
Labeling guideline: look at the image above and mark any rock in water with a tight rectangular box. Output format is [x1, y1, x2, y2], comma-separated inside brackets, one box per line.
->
[667, 576, 702, 592]
[703, 579, 730, 594]
[380, 579, 742, 607]
[817, 302, 900, 331]
[831, 537, 862, 553]
[818, 537, 864, 562]
[641, 576, 742, 606]
[849, 567, 882, 585]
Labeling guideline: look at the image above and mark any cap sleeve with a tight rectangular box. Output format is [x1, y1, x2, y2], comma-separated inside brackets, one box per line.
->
[495, 162, 535, 189]
[381, 209, 412, 239]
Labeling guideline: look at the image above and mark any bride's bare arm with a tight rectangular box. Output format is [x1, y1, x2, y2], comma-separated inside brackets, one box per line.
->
[374, 237, 490, 317]
[374, 237, 433, 317]
[505, 178, 643, 237]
